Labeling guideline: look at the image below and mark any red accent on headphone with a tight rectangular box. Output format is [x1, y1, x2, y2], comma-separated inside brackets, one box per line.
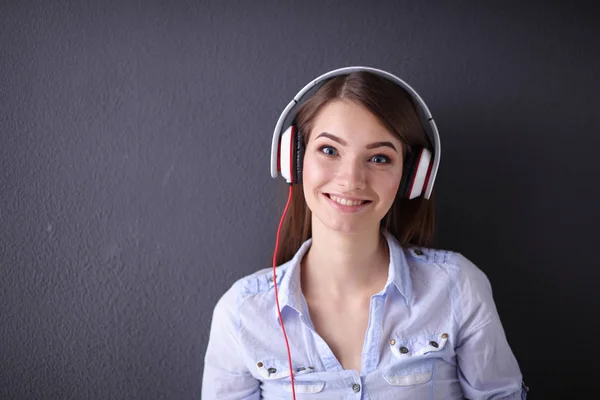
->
[406, 149, 423, 198]
[422, 156, 434, 197]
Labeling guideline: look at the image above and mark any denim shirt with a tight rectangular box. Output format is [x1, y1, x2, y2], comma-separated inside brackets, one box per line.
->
[202, 232, 527, 399]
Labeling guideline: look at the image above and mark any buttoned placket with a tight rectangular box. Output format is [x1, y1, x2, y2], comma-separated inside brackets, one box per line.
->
[296, 288, 388, 399]
[361, 293, 386, 375]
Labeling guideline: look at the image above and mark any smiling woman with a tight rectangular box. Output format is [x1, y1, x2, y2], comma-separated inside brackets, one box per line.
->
[202, 67, 528, 399]
[274, 71, 437, 268]
[302, 100, 405, 236]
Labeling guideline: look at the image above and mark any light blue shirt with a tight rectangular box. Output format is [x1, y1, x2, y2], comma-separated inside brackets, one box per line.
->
[202, 232, 527, 399]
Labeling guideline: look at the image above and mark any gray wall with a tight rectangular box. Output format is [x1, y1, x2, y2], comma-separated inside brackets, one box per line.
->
[1, 1, 598, 399]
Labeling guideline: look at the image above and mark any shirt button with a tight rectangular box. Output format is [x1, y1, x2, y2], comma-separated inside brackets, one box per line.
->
[429, 341, 439, 348]
[441, 333, 449, 339]
[352, 383, 361, 392]
[267, 367, 277, 374]
[400, 346, 409, 354]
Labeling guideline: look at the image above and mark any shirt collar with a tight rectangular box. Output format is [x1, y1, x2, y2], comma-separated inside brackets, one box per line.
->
[273, 230, 413, 323]
[274, 238, 312, 324]
[381, 230, 413, 304]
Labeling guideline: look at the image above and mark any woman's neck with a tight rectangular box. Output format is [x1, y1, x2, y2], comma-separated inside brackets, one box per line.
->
[301, 218, 390, 301]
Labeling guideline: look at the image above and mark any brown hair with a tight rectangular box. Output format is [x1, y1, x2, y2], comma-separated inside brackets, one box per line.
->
[275, 71, 436, 265]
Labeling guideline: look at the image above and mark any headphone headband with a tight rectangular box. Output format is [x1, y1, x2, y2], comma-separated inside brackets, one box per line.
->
[270, 66, 441, 199]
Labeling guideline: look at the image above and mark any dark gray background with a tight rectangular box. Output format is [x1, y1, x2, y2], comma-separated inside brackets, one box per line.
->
[1, 0, 598, 399]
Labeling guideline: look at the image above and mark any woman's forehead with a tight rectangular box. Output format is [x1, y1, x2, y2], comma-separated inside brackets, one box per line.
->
[309, 100, 401, 145]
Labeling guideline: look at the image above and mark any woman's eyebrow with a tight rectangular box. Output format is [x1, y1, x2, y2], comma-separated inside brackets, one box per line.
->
[366, 141, 398, 152]
[315, 132, 398, 153]
[315, 132, 347, 145]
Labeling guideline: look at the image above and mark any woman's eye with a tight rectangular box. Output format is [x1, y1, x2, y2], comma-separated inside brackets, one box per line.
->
[370, 155, 391, 164]
[319, 146, 338, 156]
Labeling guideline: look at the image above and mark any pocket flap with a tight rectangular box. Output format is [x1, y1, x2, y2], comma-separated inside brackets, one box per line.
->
[256, 359, 325, 393]
[389, 331, 449, 359]
[256, 358, 316, 380]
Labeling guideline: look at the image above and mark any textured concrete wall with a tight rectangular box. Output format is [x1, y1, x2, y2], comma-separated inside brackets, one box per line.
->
[1, 1, 598, 398]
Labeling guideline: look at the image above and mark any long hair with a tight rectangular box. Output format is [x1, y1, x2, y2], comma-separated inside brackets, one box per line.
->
[275, 71, 436, 265]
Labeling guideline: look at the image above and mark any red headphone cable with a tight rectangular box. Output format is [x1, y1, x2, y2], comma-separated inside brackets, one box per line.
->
[272, 184, 297, 400]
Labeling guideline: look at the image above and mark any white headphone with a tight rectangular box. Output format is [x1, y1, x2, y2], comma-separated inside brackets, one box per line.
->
[270, 66, 441, 199]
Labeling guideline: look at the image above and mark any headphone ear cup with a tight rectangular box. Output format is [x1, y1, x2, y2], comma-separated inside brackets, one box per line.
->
[406, 148, 433, 199]
[278, 126, 295, 183]
[294, 127, 304, 184]
[398, 150, 417, 199]
[398, 148, 433, 199]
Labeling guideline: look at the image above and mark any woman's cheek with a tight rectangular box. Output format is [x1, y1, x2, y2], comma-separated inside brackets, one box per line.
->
[301, 152, 315, 184]
[379, 170, 403, 203]
[303, 153, 331, 184]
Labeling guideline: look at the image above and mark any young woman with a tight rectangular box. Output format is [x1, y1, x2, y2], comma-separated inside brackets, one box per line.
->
[202, 67, 527, 399]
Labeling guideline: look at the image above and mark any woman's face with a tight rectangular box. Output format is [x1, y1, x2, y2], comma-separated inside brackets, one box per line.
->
[302, 99, 405, 235]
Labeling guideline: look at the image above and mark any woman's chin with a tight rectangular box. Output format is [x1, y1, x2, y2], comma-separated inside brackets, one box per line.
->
[316, 216, 373, 236]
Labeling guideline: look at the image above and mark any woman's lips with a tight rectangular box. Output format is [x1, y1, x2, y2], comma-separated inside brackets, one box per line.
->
[323, 193, 372, 213]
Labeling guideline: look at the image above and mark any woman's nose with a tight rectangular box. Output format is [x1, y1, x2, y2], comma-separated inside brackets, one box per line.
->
[336, 158, 367, 191]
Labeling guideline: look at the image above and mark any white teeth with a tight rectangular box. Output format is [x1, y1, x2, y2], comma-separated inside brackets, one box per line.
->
[329, 195, 366, 206]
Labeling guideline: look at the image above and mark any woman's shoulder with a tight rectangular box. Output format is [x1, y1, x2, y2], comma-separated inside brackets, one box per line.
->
[403, 244, 492, 290]
[209, 263, 293, 328]
[213, 262, 294, 309]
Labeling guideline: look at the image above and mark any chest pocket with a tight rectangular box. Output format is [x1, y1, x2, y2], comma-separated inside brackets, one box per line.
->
[256, 358, 325, 394]
[382, 331, 450, 387]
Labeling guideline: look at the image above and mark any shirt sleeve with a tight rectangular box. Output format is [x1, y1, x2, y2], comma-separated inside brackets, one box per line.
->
[453, 254, 526, 400]
[202, 280, 260, 400]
